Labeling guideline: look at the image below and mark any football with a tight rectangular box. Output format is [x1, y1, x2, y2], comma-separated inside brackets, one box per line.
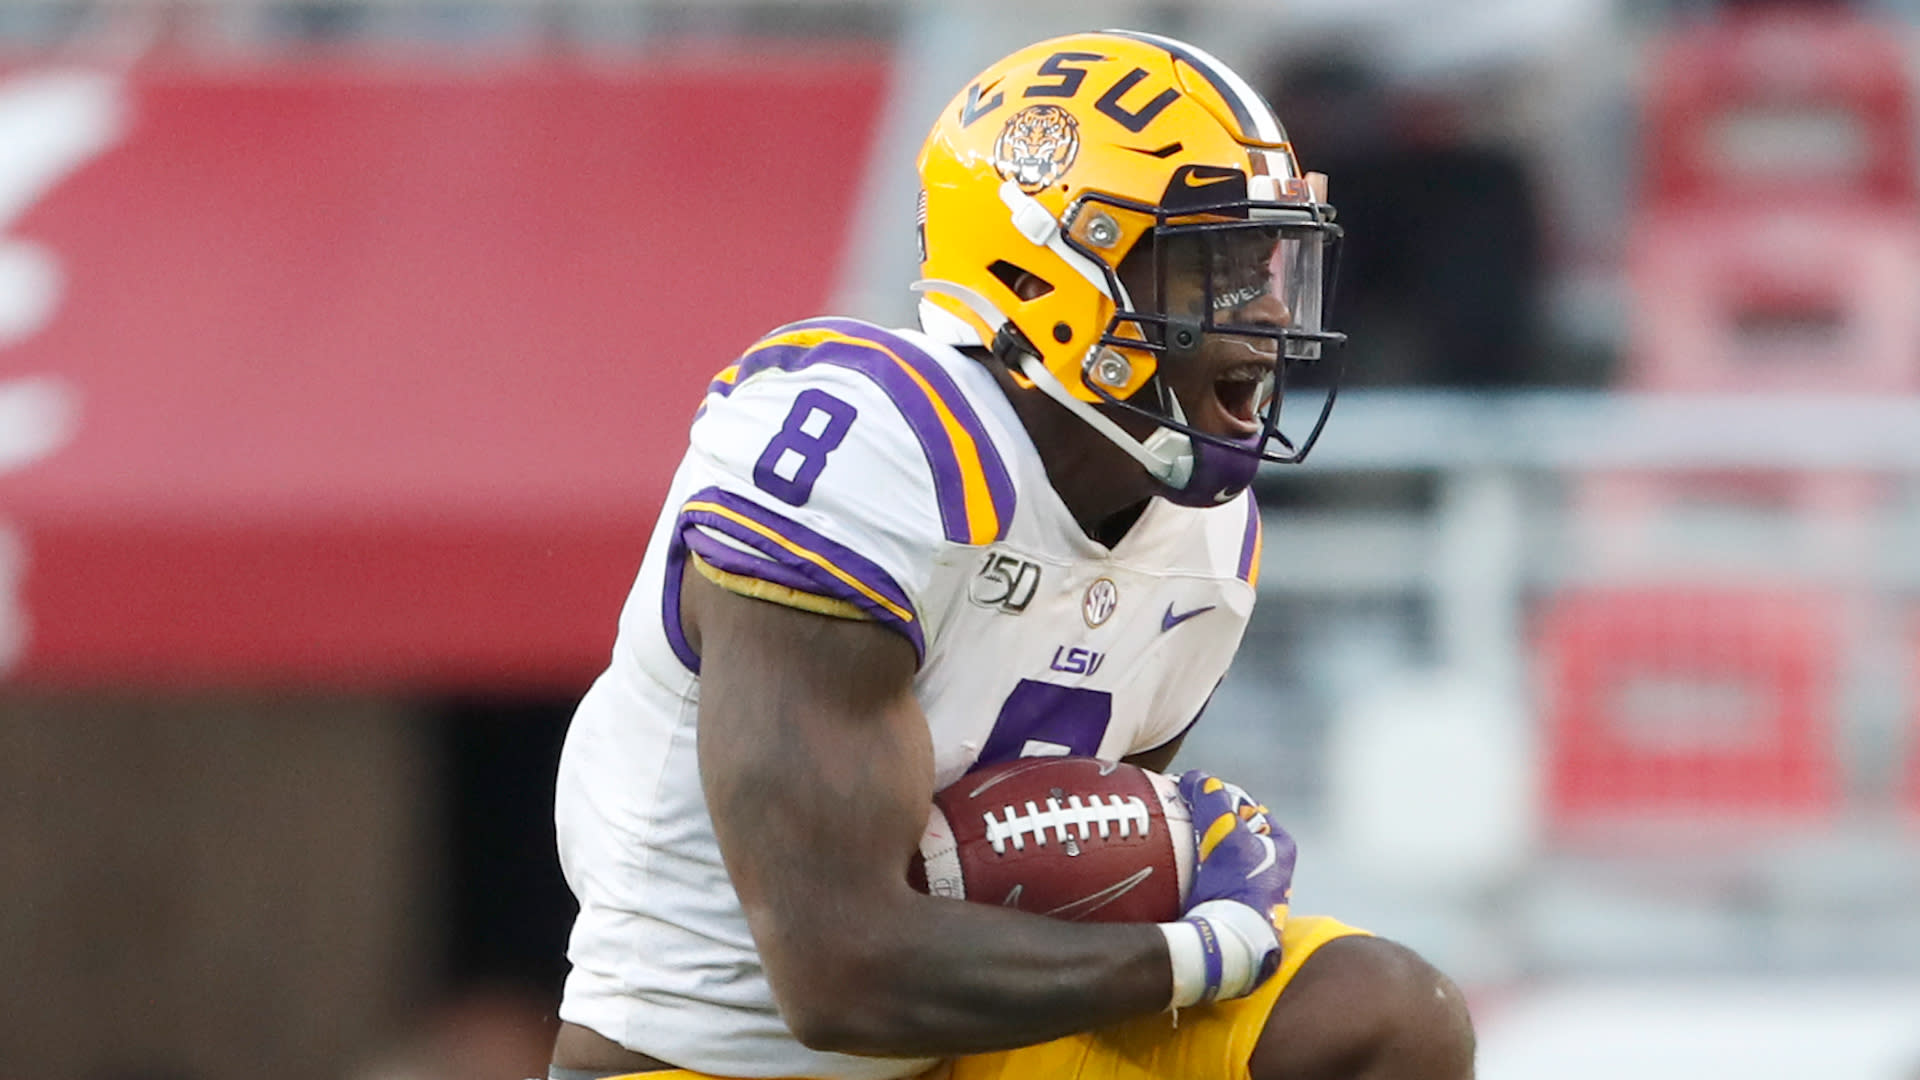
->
[908, 756, 1195, 923]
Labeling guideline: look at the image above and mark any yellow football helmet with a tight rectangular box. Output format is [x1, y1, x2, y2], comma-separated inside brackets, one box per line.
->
[914, 30, 1345, 505]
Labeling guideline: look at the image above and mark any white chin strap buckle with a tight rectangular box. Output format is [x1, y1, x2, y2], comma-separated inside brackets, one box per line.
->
[999, 180, 1060, 246]
[1142, 426, 1195, 490]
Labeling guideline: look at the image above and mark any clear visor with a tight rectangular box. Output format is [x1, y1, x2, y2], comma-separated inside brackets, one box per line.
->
[1155, 221, 1331, 362]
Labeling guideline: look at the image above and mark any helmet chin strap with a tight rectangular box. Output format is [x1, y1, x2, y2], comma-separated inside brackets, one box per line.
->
[998, 181, 1124, 307]
[1016, 352, 1197, 491]
[907, 281, 1198, 489]
[911, 278, 1002, 346]
[913, 187, 1200, 492]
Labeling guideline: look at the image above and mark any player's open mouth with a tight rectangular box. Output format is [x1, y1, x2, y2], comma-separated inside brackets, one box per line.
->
[1211, 362, 1272, 436]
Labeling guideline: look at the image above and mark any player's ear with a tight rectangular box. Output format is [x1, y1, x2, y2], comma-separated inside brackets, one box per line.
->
[988, 261, 1055, 302]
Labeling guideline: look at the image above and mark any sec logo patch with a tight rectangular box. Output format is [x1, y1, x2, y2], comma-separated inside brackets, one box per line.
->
[1082, 578, 1118, 627]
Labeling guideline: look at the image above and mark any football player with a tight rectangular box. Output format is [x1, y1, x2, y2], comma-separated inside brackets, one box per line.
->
[549, 30, 1474, 1080]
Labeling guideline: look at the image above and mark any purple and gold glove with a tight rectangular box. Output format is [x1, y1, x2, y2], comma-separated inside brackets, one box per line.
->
[1156, 770, 1297, 1008]
[1181, 771, 1295, 925]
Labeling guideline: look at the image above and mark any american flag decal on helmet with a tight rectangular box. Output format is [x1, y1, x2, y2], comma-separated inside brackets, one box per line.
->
[915, 187, 929, 263]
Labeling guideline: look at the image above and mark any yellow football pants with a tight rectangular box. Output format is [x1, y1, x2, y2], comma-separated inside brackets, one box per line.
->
[595, 915, 1370, 1080]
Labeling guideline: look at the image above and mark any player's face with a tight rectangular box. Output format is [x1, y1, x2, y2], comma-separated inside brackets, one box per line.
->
[1119, 225, 1291, 441]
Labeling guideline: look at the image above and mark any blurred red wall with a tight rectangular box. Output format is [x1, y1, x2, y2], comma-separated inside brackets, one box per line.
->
[0, 52, 890, 690]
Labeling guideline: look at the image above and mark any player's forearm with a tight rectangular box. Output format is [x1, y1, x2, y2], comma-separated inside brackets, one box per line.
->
[765, 888, 1172, 1058]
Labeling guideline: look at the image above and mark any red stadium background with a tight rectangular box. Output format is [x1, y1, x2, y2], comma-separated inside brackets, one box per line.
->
[0, 49, 893, 1079]
[1, 53, 888, 689]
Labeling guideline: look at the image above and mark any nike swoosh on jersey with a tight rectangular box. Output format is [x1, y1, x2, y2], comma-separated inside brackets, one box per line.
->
[1161, 603, 1216, 631]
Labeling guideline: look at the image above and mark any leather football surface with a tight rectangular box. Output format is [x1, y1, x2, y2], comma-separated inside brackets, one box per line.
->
[909, 756, 1194, 923]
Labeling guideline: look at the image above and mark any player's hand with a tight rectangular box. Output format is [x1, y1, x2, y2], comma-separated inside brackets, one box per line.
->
[1164, 770, 1296, 1006]
[1179, 770, 1295, 925]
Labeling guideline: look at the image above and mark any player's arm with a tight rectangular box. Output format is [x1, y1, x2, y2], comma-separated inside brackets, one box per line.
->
[686, 566, 1174, 1057]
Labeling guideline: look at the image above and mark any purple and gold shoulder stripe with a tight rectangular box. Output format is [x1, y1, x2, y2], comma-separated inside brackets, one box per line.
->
[705, 318, 1016, 546]
[1237, 493, 1262, 587]
[661, 487, 923, 671]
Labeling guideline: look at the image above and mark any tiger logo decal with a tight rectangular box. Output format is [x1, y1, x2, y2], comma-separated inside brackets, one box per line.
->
[993, 105, 1080, 193]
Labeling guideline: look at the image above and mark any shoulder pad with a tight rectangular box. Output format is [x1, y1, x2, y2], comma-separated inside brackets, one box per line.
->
[703, 317, 1016, 546]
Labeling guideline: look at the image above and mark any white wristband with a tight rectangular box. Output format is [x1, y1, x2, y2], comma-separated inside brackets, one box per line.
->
[1159, 900, 1282, 1009]
[1158, 919, 1209, 1009]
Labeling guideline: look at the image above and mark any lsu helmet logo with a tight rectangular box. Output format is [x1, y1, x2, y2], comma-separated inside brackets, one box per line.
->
[993, 104, 1079, 193]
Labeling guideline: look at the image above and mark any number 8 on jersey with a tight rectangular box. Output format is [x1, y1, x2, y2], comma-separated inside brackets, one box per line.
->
[752, 389, 858, 506]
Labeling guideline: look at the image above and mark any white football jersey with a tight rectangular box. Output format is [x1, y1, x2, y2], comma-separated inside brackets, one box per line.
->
[555, 318, 1262, 1079]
